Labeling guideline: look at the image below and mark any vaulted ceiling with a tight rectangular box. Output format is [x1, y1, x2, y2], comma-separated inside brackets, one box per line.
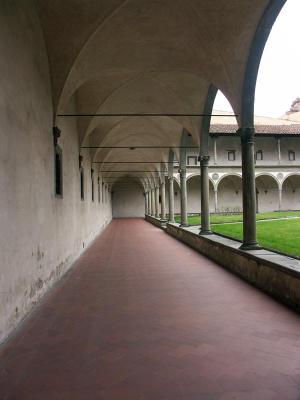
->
[37, 0, 282, 188]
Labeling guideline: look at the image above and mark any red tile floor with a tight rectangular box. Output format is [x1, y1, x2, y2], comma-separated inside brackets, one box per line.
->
[1, 219, 300, 399]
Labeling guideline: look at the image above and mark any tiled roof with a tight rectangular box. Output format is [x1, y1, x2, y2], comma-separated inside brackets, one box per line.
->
[210, 124, 300, 135]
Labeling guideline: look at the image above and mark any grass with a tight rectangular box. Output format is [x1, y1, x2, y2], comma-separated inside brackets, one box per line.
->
[212, 219, 300, 258]
[174, 211, 300, 226]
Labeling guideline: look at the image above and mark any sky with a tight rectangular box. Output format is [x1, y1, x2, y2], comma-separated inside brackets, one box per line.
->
[213, 0, 300, 118]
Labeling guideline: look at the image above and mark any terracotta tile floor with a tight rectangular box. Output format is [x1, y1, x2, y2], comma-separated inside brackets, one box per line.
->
[1, 219, 300, 399]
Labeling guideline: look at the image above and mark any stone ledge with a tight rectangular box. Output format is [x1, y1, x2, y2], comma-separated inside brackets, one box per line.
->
[145, 214, 167, 228]
[166, 222, 300, 311]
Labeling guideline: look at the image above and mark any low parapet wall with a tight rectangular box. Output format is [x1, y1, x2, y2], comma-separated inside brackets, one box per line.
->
[165, 223, 300, 311]
[145, 214, 166, 228]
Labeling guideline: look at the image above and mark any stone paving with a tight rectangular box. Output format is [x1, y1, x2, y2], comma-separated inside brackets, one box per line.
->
[0, 218, 300, 399]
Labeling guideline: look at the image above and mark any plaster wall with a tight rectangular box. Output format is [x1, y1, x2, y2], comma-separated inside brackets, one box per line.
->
[282, 176, 300, 210]
[255, 137, 278, 166]
[256, 190, 279, 212]
[281, 138, 300, 165]
[215, 136, 241, 165]
[282, 189, 300, 210]
[187, 176, 201, 214]
[0, 2, 112, 343]
[112, 184, 145, 218]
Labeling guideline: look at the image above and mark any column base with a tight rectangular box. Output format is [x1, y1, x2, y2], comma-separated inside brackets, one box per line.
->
[199, 229, 213, 235]
[239, 242, 261, 251]
[180, 223, 189, 227]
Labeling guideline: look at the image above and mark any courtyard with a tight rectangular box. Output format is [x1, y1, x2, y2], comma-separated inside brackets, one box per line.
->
[175, 211, 300, 257]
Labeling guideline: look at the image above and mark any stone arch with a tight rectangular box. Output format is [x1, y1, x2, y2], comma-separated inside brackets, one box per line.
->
[282, 174, 300, 211]
[255, 174, 280, 212]
[217, 174, 243, 213]
[241, 0, 287, 126]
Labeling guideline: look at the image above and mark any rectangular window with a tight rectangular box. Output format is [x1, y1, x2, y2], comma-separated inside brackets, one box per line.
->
[55, 146, 63, 197]
[80, 168, 84, 200]
[255, 150, 263, 161]
[227, 150, 236, 161]
[187, 156, 197, 165]
[288, 150, 296, 161]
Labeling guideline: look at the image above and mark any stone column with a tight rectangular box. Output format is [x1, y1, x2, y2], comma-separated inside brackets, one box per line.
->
[200, 156, 212, 235]
[180, 169, 188, 226]
[168, 176, 175, 223]
[147, 191, 151, 214]
[151, 188, 155, 216]
[160, 180, 166, 220]
[278, 187, 282, 211]
[145, 191, 149, 214]
[239, 127, 259, 249]
[144, 192, 148, 215]
[214, 188, 218, 213]
[155, 185, 160, 218]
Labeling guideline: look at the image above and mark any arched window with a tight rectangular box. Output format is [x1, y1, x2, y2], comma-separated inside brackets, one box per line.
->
[288, 150, 296, 161]
[256, 150, 263, 161]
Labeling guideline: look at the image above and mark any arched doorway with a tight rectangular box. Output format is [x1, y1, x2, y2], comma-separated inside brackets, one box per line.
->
[282, 175, 300, 210]
[255, 175, 279, 212]
[217, 175, 242, 213]
[187, 175, 200, 214]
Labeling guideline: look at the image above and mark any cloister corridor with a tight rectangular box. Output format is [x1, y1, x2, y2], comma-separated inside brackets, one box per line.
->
[1, 219, 299, 400]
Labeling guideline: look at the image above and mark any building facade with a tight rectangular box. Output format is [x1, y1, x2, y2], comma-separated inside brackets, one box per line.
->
[170, 120, 300, 214]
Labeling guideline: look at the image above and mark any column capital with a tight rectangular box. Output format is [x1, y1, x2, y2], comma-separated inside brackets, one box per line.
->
[238, 127, 255, 143]
[199, 155, 210, 166]
[168, 176, 174, 181]
[179, 168, 187, 177]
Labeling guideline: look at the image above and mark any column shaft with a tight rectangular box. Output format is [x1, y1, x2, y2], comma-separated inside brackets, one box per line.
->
[240, 127, 259, 249]
[214, 189, 218, 213]
[168, 177, 175, 223]
[147, 191, 150, 214]
[160, 182, 166, 220]
[155, 186, 160, 218]
[144, 193, 147, 215]
[200, 156, 212, 234]
[151, 189, 155, 216]
[278, 188, 282, 211]
[180, 169, 188, 226]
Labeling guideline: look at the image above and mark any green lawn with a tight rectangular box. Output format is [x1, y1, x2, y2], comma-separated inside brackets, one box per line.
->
[213, 219, 300, 258]
[174, 211, 300, 226]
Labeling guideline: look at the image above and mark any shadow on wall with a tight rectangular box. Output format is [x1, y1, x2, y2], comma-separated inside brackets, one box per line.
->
[112, 182, 145, 218]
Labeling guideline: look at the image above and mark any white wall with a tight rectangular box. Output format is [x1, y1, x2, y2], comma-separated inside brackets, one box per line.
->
[282, 176, 300, 210]
[112, 184, 145, 218]
[256, 176, 279, 212]
[187, 176, 201, 214]
[0, 2, 112, 343]
[217, 177, 243, 212]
